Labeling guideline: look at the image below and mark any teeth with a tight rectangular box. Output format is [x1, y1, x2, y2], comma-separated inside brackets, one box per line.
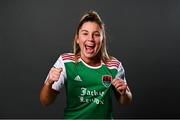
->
[85, 45, 95, 47]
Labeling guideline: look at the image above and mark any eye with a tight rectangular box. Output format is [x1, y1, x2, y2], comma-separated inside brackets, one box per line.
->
[82, 32, 88, 36]
[94, 33, 100, 37]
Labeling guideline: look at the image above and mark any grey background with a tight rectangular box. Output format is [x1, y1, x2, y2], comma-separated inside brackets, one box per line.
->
[0, 0, 180, 119]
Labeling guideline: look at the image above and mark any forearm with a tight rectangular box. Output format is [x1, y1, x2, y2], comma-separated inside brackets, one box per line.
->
[115, 87, 132, 104]
[40, 82, 58, 106]
[119, 89, 132, 104]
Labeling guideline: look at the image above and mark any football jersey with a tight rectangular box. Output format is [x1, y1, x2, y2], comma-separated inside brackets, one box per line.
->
[47, 53, 126, 119]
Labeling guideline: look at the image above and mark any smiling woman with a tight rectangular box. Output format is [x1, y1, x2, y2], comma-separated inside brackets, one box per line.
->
[77, 21, 103, 66]
[40, 10, 132, 119]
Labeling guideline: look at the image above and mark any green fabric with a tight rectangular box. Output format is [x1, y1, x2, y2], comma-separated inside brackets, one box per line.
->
[63, 60, 118, 119]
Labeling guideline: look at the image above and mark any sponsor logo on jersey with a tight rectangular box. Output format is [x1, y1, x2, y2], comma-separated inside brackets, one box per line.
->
[102, 75, 112, 88]
[74, 75, 82, 81]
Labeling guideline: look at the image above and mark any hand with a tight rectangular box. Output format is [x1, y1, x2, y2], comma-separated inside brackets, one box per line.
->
[46, 67, 63, 85]
[111, 79, 127, 95]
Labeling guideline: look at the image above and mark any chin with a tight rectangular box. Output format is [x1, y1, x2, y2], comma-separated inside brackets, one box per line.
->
[85, 54, 94, 58]
[84, 52, 96, 58]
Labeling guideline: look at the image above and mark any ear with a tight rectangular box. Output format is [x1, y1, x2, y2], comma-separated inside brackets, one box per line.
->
[76, 35, 79, 44]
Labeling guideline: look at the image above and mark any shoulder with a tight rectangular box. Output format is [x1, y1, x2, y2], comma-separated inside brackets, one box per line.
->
[59, 53, 80, 62]
[104, 57, 122, 69]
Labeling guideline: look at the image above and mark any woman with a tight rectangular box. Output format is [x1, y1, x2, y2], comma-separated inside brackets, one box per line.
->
[40, 10, 132, 119]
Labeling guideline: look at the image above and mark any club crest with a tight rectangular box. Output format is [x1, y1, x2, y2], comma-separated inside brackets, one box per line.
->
[102, 75, 112, 88]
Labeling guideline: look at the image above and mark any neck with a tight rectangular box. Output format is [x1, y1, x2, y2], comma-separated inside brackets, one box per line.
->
[81, 56, 101, 67]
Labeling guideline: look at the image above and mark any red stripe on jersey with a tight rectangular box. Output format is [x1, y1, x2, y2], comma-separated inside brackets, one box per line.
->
[61, 53, 80, 61]
[106, 63, 120, 67]
[105, 59, 121, 68]
[62, 57, 76, 61]
[61, 53, 75, 58]
[106, 64, 119, 68]
[62, 54, 74, 57]
[62, 56, 75, 60]
[106, 61, 120, 65]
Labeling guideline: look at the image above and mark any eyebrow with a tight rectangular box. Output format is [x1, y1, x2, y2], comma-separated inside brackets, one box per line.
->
[80, 30, 88, 32]
[80, 30, 100, 33]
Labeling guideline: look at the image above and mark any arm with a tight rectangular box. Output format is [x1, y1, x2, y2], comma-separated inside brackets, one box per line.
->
[112, 80, 132, 104]
[40, 67, 62, 106]
[40, 80, 59, 106]
[112, 61, 132, 104]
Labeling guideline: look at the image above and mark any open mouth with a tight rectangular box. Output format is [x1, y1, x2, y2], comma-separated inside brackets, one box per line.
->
[85, 44, 95, 53]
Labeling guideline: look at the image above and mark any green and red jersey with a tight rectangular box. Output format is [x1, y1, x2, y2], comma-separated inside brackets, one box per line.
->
[47, 53, 126, 119]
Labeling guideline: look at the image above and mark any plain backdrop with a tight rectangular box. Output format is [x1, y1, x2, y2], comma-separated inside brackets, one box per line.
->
[0, 0, 180, 119]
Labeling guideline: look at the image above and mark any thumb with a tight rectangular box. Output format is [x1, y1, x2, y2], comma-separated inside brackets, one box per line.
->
[53, 66, 63, 73]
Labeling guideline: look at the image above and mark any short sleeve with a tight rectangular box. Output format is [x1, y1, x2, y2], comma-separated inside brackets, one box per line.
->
[45, 55, 67, 92]
[115, 62, 127, 84]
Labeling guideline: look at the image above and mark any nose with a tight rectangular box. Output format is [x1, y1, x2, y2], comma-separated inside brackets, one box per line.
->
[88, 34, 94, 41]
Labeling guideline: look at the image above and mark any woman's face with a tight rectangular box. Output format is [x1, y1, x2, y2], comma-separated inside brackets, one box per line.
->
[77, 22, 103, 62]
